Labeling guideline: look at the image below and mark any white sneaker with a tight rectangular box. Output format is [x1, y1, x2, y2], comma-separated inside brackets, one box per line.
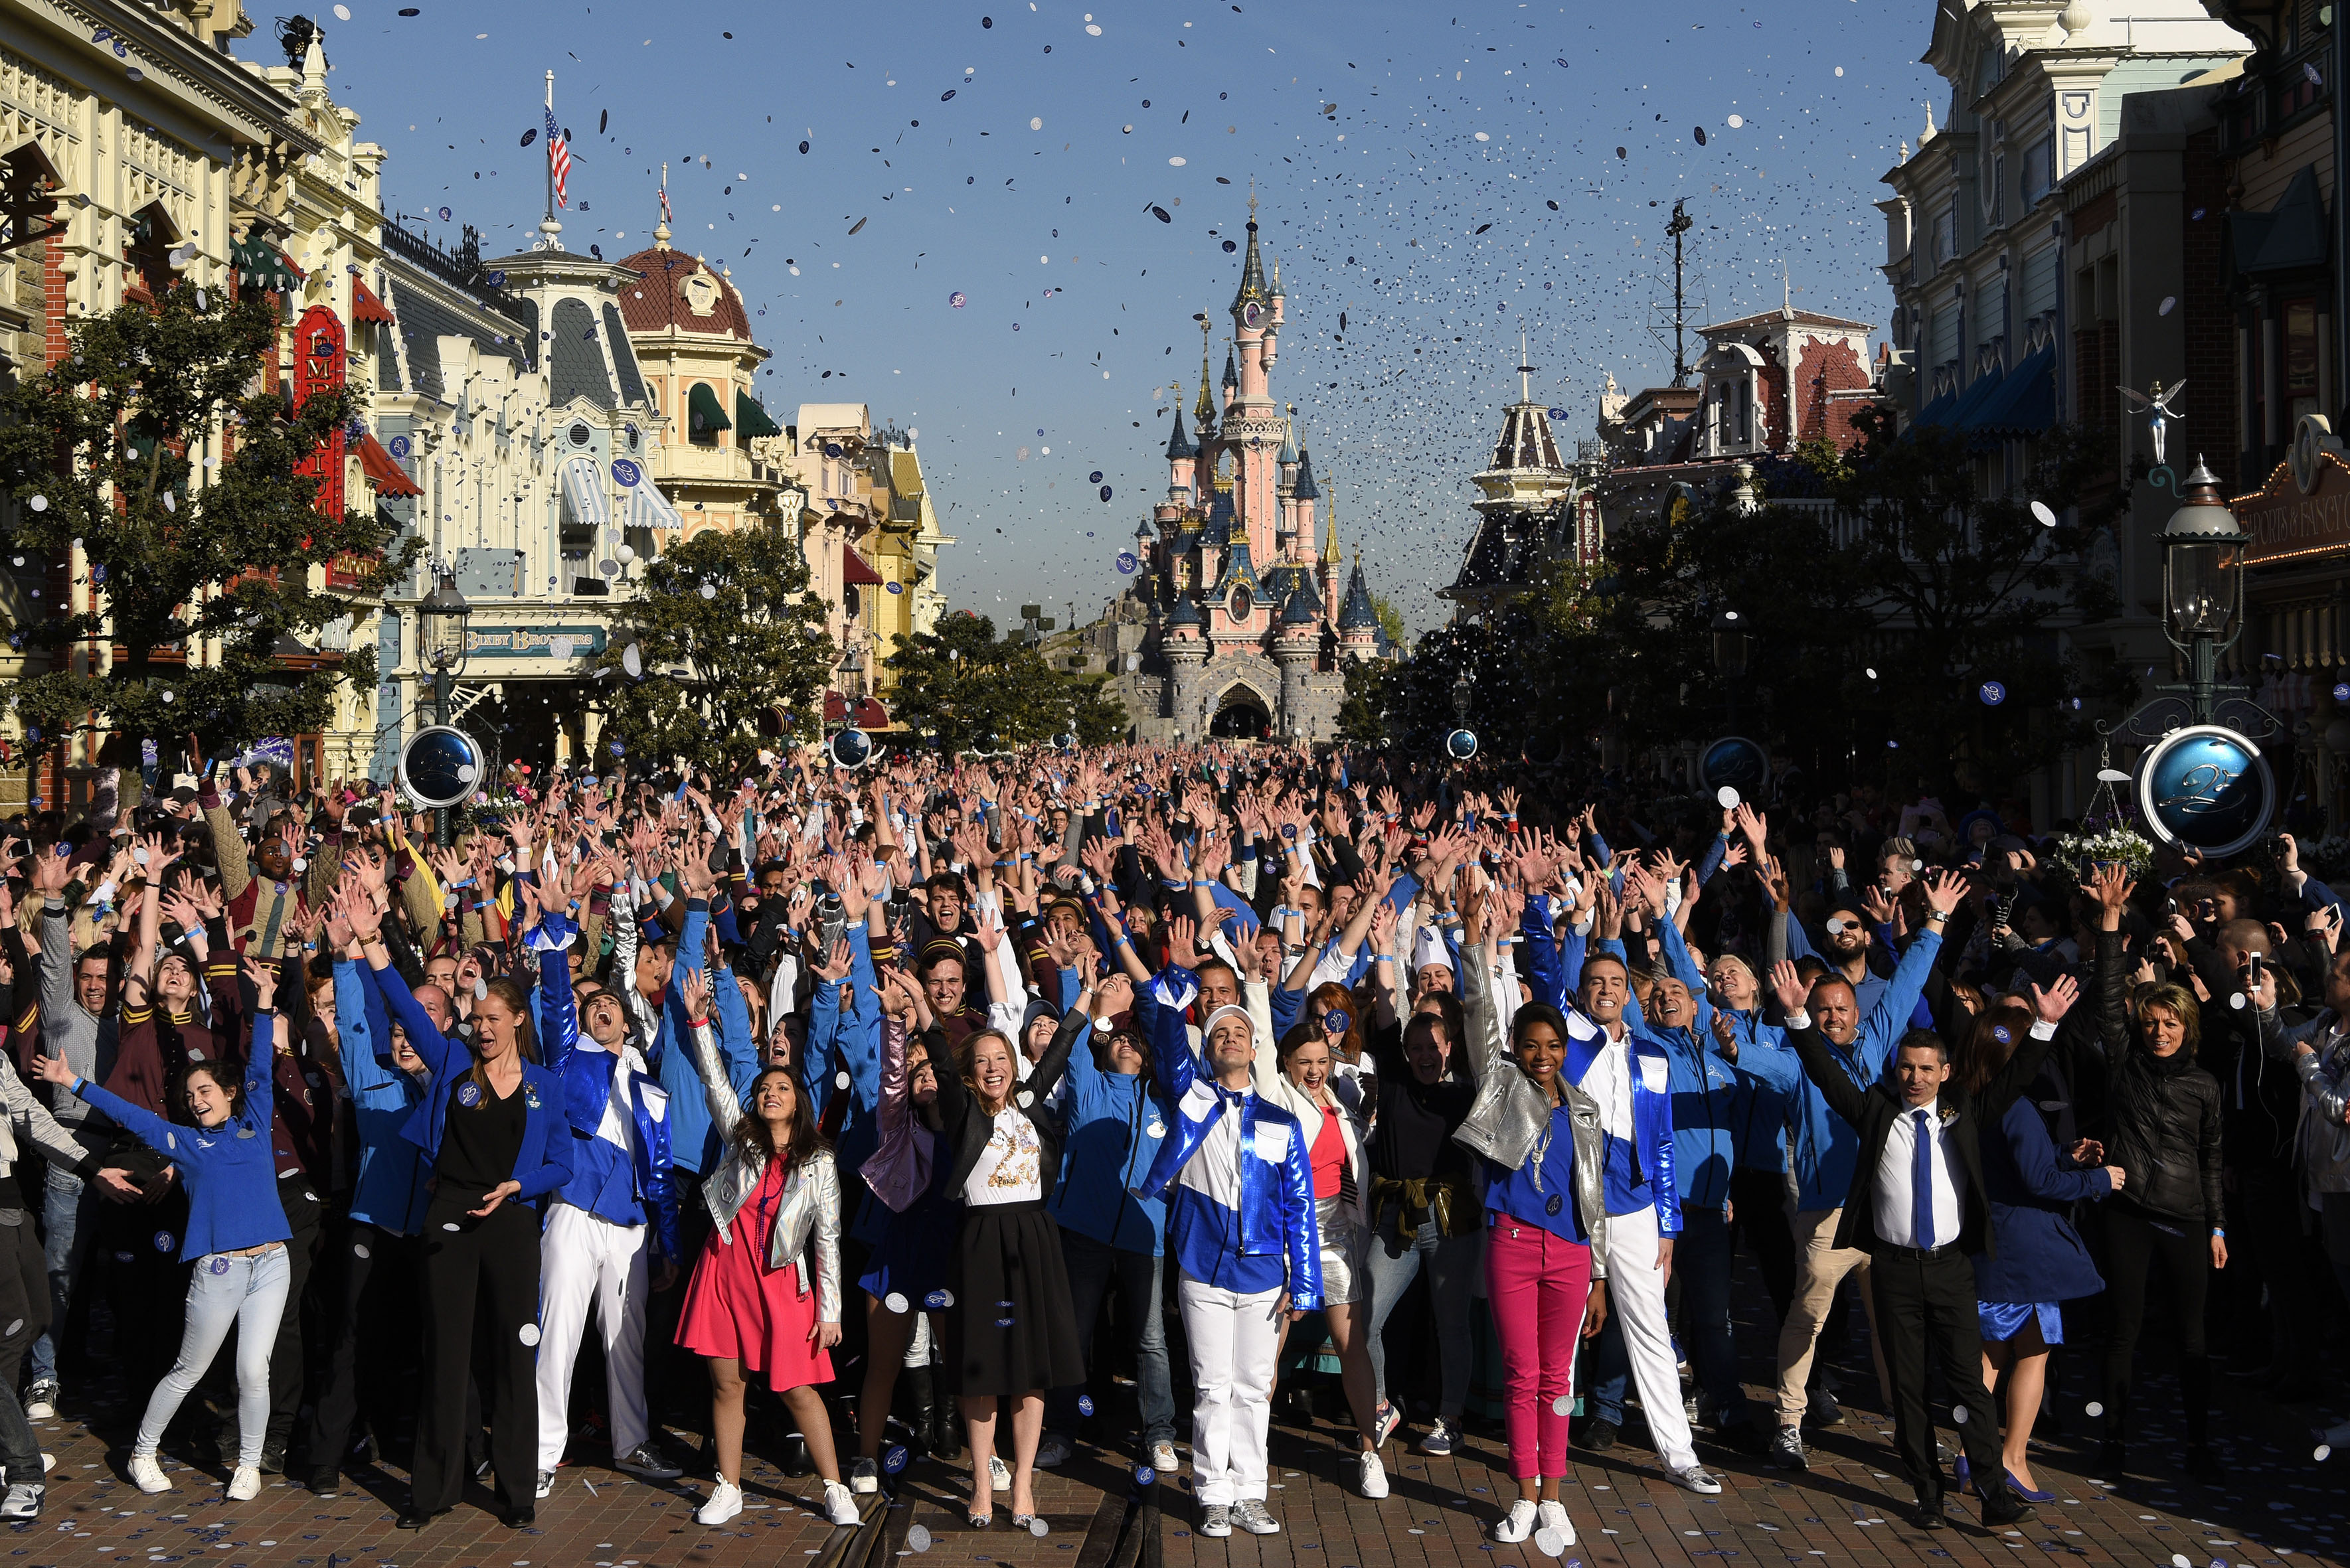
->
[23, 1381, 55, 1421]
[227, 1465, 260, 1502]
[1537, 1500, 1576, 1546]
[1149, 1441, 1179, 1474]
[987, 1454, 1011, 1490]
[696, 1479, 742, 1526]
[0, 1483, 39, 1520]
[849, 1455, 879, 1494]
[1356, 1449, 1388, 1500]
[1495, 1498, 1538, 1543]
[128, 1452, 172, 1494]
[1670, 1464, 1722, 1496]
[535, 1470, 555, 1500]
[823, 1479, 860, 1526]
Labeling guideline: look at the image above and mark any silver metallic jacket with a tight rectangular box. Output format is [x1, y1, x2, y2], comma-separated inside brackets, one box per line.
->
[1448, 951, 1610, 1277]
[690, 1020, 842, 1323]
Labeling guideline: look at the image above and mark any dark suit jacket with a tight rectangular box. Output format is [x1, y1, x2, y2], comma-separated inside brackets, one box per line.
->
[1788, 1017, 2053, 1257]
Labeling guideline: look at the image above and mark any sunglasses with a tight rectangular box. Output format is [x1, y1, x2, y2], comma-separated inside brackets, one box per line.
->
[1825, 917, 1861, 935]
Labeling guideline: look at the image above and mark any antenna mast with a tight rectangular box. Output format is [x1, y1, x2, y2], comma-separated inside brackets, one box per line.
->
[1667, 199, 1695, 385]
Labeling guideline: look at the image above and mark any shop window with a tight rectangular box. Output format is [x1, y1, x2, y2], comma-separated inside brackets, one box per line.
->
[2276, 62, 2323, 123]
[126, 204, 177, 298]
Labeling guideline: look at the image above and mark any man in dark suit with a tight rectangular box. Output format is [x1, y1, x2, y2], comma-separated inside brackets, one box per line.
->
[1768, 960, 2076, 1530]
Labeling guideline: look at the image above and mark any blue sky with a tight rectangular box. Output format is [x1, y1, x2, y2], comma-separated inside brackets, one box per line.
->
[322, 0, 1940, 632]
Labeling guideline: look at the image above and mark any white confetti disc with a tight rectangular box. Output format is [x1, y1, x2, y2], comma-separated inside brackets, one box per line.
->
[2031, 501, 2058, 526]
[1952, 1406, 1968, 1425]
[1475, 131, 1490, 141]
[885, 1292, 909, 1314]
[2173, 1556, 2191, 1568]
[2087, 1401, 2106, 1418]
[333, 3, 349, 15]
[1029, 1519, 1049, 1537]
[699, 583, 717, 599]
[623, 642, 642, 677]
[907, 1526, 932, 1553]
[1169, 157, 1185, 165]
[1084, 22, 1100, 33]
[27, 496, 44, 512]
[837, 1070, 852, 1090]
[2159, 296, 2177, 316]
[1018, 1088, 1035, 1107]
[353, 1243, 371, 1259]
[519, 1322, 541, 1346]
[1726, 114, 1744, 129]
[1835, 66, 1845, 75]
[444, 1221, 461, 1232]
[1553, 1396, 1573, 1416]
[1031, 117, 1043, 129]
[1716, 786, 1739, 809]
[456, 763, 477, 783]
[2317, 1444, 2333, 1461]
[1534, 1526, 1566, 1557]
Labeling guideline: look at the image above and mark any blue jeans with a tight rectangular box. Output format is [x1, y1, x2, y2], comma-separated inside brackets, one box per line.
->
[137, 1245, 291, 1466]
[1362, 1204, 1474, 1423]
[1048, 1228, 1175, 1449]
[29, 1163, 98, 1387]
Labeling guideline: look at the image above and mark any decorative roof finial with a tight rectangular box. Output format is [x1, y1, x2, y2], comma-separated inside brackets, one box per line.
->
[655, 161, 672, 248]
[1195, 321, 1217, 431]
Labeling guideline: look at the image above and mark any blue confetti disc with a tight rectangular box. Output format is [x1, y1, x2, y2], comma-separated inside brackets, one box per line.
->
[2333, 683, 2349, 704]
[924, 1289, 952, 1309]
[1548, 406, 1569, 420]
[883, 1443, 910, 1474]
[1116, 550, 1139, 574]
[153, 1231, 174, 1253]
[1979, 680, 2007, 706]
[1078, 1395, 1095, 1417]
[995, 1316, 1016, 1328]
[1089, 470, 1104, 483]
[1134, 1465, 1157, 1486]
[1098, 485, 1113, 501]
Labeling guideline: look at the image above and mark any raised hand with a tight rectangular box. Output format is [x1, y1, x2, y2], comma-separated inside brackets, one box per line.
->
[1165, 912, 1200, 965]
[1768, 959, 1811, 1019]
[2029, 973, 2079, 1024]
[679, 965, 714, 1023]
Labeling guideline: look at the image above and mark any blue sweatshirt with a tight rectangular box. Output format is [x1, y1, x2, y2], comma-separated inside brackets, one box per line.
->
[72, 1011, 291, 1261]
[333, 959, 428, 1235]
[1052, 998, 1172, 1255]
[1777, 928, 1942, 1210]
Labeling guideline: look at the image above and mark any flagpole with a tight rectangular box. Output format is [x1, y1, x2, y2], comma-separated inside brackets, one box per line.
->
[539, 69, 562, 250]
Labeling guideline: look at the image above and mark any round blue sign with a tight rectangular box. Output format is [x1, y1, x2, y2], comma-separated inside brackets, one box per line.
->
[1116, 550, 1139, 575]
[388, 435, 412, 459]
[2334, 682, 2349, 704]
[1548, 406, 1569, 420]
[1699, 736, 1770, 795]
[885, 581, 904, 594]
[610, 458, 641, 488]
[1445, 728, 1479, 761]
[2136, 724, 2276, 858]
[1979, 680, 2007, 706]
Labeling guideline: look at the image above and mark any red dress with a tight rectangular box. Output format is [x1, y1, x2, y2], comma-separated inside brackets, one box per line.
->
[675, 1158, 833, 1390]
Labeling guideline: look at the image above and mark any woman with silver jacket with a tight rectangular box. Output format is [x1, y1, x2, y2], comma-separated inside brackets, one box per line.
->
[673, 968, 859, 1531]
[1451, 880, 1610, 1549]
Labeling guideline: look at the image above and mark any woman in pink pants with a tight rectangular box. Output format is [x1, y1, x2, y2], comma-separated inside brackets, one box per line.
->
[1452, 888, 1612, 1546]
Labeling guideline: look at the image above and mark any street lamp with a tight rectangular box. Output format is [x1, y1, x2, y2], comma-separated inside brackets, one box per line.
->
[1452, 668, 1474, 723]
[415, 568, 470, 846]
[1712, 607, 1750, 730]
[2159, 455, 2248, 724]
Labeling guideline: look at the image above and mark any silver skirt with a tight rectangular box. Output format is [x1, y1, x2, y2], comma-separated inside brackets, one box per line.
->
[1316, 1194, 1369, 1308]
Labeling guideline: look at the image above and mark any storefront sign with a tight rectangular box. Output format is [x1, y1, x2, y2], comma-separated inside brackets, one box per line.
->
[2237, 451, 2350, 564]
[463, 625, 608, 659]
[2134, 724, 2275, 857]
[1700, 736, 1771, 795]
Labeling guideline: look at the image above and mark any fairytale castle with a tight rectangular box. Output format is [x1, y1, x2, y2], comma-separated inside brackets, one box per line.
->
[1099, 201, 1389, 743]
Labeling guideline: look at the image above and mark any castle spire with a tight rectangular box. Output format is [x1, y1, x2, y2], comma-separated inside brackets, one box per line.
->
[1221, 343, 1239, 396]
[1165, 382, 1197, 460]
[1194, 320, 1217, 433]
[1230, 185, 1270, 318]
[1321, 468, 1343, 564]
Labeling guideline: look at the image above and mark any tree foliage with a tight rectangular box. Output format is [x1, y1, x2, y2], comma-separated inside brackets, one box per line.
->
[0, 281, 416, 761]
[590, 520, 835, 771]
[883, 611, 1123, 753]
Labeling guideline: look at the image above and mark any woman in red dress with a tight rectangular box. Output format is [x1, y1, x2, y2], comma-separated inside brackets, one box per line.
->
[675, 970, 858, 1529]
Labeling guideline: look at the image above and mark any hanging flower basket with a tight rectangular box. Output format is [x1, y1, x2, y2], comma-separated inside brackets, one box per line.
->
[2054, 824, 2154, 881]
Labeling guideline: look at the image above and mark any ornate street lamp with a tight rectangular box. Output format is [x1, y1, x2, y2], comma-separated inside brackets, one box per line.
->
[414, 568, 470, 846]
[2159, 456, 2248, 724]
[1452, 668, 1474, 723]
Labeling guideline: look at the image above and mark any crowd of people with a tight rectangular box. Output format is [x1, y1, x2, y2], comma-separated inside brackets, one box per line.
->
[0, 741, 2315, 1541]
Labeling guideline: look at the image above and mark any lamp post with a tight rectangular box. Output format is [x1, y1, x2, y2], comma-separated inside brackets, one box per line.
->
[2158, 456, 2249, 725]
[416, 568, 470, 846]
[1712, 607, 1750, 732]
[1452, 667, 1474, 724]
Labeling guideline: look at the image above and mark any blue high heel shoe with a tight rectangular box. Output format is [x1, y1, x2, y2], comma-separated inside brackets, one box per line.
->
[2005, 1470, 2056, 1504]
[1953, 1454, 1971, 1495]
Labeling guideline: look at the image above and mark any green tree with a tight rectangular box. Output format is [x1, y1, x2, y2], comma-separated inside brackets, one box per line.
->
[590, 520, 835, 771]
[0, 281, 416, 766]
[1371, 592, 1408, 651]
[884, 611, 1102, 753]
[1068, 676, 1132, 747]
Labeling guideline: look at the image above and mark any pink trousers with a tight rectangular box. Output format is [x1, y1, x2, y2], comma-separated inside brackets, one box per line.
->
[1485, 1216, 1594, 1480]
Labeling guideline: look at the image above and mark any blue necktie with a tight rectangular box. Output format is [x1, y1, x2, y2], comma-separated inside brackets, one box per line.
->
[1912, 1109, 1936, 1249]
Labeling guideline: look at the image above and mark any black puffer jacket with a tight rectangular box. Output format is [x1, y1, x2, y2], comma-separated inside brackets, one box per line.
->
[2090, 927, 2224, 1227]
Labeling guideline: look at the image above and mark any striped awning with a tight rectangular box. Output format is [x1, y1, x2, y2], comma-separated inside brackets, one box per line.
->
[349, 272, 395, 326]
[629, 479, 685, 530]
[558, 454, 610, 530]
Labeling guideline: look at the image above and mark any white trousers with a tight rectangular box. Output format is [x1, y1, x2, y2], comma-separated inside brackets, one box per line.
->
[1177, 1279, 1282, 1506]
[1605, 1203, 1697, 1471]
[537, 1202, 652, 1471]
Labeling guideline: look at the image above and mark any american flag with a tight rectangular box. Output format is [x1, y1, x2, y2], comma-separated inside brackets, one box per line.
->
[659, 184, 671, 226]
[545, 108, 570, 209]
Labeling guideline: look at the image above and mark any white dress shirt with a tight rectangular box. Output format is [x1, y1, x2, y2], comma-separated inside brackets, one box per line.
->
[1875, 1101, 1966, 1249]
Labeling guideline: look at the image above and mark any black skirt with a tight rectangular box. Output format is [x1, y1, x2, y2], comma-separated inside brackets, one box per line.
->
[943, 1200, 1084, 1398]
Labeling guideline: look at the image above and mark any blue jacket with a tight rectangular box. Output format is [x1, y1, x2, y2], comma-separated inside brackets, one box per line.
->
[367, 960, 572, 1203]
[1780, 929, 1943, 1210]
[644, 900, 718, 1175]
[1612, 922, 1740, 1210]
[332, 959, 428, 1235]
[1521, 916, 1681, 1236]
[1973, 1093, 2111, 1304]
[805, 923, 883, 1181]
[72, 1010, 290, 1262]
[534, 914, 681, 1266]
[1052, 996, 1173, 1255]
[1711, 1007, 1799, 1174]
[1132, 968, 1321, 1307]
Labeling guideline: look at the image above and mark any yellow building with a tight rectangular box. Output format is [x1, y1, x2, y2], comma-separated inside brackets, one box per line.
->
[0, 0, 418, 802]
[770, 406, 954, 720]
[613, 213, 788, 541]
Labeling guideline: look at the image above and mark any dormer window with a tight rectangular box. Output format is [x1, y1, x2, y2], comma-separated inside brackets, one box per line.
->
[683, 272, 720, 317]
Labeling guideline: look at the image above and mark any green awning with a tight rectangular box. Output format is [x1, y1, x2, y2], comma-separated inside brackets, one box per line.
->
[230, 230, 299, 293]
[687, 381, 732, 437]
[734, 389, 783, 439]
